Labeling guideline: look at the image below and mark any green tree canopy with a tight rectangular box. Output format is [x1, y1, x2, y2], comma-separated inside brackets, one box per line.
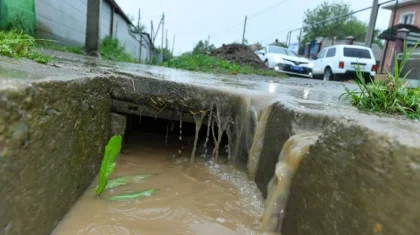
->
[302, 1, 367, 43]
[193, 40, 215, 54]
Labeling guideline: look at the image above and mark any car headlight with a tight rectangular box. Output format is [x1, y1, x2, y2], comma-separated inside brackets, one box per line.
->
[274, 66, 280, 71]
[308, 62, 314, 68]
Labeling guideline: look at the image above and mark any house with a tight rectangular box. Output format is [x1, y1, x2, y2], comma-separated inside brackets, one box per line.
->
[379, 0, 420, 73]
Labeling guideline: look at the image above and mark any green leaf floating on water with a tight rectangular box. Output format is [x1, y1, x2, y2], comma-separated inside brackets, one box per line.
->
[93, 174, 152, 191]
[96, 135, 123, 196]
[109, 189, 156, 201]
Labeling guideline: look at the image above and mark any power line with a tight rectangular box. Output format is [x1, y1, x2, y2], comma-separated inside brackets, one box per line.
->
[209, 0, 291, 39]
[248, 0, 291, 20]
[262, 0, 396, 44]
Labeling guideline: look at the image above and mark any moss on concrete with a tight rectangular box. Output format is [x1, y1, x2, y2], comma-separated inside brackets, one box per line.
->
[0, 78, 113, 235]
[281, 120, 420, 235]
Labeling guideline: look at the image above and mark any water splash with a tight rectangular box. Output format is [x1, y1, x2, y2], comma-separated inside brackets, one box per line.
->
[178, 111, 183, 156]
[190, 111, 208, 163]
[165, 124, 169, 146]
[203, 104, 214, 155]
[262, 133, 318, 233]
[212, 106, 231, 163]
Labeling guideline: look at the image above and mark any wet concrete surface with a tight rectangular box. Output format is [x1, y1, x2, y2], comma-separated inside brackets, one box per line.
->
[0, 51, 355, 113]
[1, 51, 420, 235]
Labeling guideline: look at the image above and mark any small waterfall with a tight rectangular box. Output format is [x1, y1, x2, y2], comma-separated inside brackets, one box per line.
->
[262, 133, 318, 233]
[212, 106, 231, 163]
[203, 104, 214, 155]
[248, 105, 274, 179]
[190, 111, 208, 163]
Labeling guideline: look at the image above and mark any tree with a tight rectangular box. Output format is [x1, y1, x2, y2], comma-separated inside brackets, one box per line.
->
[193, 40, 215, 54]
[302, 1, 367, 43]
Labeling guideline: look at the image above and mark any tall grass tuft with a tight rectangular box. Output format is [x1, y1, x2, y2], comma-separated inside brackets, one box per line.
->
[340, 44, 420, 119]
[0, 30, 51, 63]
[100, 36, 136, 63]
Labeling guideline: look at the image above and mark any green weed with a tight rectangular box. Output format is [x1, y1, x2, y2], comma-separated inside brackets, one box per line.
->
[0, 30, 51, 64]
[340, 44, 420, 119]
[96, 135, 123, 196]
[162, 54, 284, 77]
[100, 36, 137, 63]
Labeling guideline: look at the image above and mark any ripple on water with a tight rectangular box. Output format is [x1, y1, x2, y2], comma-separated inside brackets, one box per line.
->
[52, 139, 266, 235]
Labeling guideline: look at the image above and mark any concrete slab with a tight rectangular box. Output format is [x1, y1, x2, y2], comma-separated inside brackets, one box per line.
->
[0, 53, 419, 235]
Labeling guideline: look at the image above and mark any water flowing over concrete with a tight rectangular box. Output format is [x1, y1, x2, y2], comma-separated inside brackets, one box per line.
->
[262, 133, 318, 232]
[1, 52, 420, 235]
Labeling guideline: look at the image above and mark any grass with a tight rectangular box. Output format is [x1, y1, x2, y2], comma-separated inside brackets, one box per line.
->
[162, 54, 284, 77]
[340, 44, 420, 120]
[40, 42, 84, 55]
[100, 36, 137, 63]
[0, 30, 51, 64]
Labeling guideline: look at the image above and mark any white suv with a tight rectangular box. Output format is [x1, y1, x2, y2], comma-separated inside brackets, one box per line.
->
[312, 45, 377, 82]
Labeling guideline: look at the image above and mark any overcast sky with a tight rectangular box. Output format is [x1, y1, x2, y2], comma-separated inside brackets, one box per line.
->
[116, 0, 393, 55]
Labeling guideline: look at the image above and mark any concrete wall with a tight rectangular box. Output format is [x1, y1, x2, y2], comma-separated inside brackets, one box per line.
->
[35, 0, 87, 46]
[100, 0, 112, 40]
[0, 77, 113, 235]
[35, 0, 153, 62]
[113, 13, 140, 60]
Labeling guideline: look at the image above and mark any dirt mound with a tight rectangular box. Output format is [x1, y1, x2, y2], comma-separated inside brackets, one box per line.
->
[210, 43, 267, 70]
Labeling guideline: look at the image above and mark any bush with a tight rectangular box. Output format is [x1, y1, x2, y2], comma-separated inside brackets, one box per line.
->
[100, 36, 136, 63]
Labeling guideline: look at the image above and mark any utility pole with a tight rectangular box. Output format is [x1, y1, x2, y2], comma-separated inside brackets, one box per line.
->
[161, 13, 165, 61]
[138, 8, 142, 62]
[207, 35, 210, 44]
[297, 29, 303, 51]
[166, 29, 168, 50]
[137, 9, 141, 30]
[172, 34, 176, 55]
[242, 15, 248, 45]
[286, 31, 290, 46]
[365, 0, 379, 47]
[380, 0, 399, 73]
[151, 21, 154, 43]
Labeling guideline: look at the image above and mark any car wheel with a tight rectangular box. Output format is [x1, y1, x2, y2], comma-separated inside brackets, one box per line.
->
[323, 67, 334, 81]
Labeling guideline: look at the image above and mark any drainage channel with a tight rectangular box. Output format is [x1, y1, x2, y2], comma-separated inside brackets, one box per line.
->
[52, 114, 265, 235]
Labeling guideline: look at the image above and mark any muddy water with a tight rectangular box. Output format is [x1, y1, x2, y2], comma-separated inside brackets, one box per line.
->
[262, 133, 318, 232]
[52, 133, 265, 235]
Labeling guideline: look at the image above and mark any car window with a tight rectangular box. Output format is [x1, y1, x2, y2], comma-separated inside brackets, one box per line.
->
[261, 47, 267, 54]
[317, 49, 327, 59]
[269, 47, 287, 55]
[268, 47, 299, 57]
[326, 48, 336, 58]
[343, 47, 372, 59]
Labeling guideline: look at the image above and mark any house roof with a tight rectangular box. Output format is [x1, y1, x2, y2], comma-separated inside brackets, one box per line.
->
[377, 23, 420, 40]
[382, 0, 420, 10]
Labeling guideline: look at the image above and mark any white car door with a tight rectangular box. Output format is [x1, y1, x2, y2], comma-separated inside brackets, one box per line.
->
[313, 49, 327, 75]
[257, 47, 268, 62]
